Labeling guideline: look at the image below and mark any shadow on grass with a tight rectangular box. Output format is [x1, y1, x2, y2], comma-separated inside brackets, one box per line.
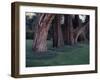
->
[26, 51, 57, 60]
[26, 40, 89, 67]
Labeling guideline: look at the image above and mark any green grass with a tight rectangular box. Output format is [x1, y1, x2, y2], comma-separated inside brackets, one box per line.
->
[26, 40, 89, 67]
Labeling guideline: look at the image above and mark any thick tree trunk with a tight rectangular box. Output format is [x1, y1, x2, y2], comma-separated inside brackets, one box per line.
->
[63, 15, 74, 45]
[33, 14, 55, 52]
[52, 15, 64, 47]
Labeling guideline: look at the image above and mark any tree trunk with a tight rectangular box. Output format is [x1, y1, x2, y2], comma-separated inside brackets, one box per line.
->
[52, 15, 64, 47]
[63, 15, 74, 45]
[74, 22, 89, 43]
[33, 14, 55, 52]
[73, 15, 82, 43]
[63, 15, 89, 45]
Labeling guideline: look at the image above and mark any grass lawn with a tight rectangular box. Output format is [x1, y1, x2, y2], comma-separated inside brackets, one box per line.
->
[26, 40, 89, 67]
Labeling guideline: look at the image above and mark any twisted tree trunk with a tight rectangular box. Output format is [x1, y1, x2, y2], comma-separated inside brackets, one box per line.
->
[73, 22, 89, 43]
[33, 14, 55, 52]
[63, 15, 89, 45]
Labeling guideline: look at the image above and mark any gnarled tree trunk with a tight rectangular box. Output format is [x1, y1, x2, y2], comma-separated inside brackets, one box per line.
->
[33, 14, 55, 52]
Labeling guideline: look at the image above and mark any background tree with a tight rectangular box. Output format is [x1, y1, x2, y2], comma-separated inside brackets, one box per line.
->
[52, 15, 64, 47]
[63, 14, 89, 45]
[63, 15, 74, 45]
[73, 15, 89, 43]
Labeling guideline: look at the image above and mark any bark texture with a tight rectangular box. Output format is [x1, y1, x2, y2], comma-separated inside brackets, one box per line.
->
[63, 15, 74, 45]
[33, 14, 55, 52]
[52, 15, 64, 47]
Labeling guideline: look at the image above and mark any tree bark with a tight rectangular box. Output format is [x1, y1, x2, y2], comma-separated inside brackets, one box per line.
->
[63, 15, 74, 45]
[52, 15, 64, 47]
[32, 14, 55, 52]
